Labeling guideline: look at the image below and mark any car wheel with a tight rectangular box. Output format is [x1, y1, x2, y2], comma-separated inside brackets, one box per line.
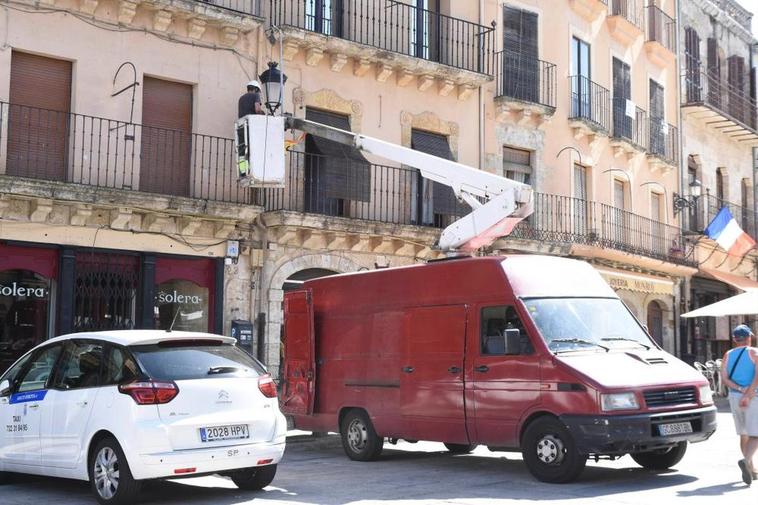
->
[0, 471, 11, 485]
[444, 443, 475, 454]
[631, 442, 687, 470]
[89, 436, 142, 505]
[230, 464, 277, 490]
[522, 416, 587, 483]
[340, 409, 383, 461]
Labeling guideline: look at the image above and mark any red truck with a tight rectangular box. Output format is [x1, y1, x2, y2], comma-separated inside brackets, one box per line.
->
[280, 255, 716, 483]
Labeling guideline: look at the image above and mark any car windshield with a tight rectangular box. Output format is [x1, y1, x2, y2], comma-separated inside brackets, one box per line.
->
[131, 341, 266, 380]
[523, 298, 654, 353]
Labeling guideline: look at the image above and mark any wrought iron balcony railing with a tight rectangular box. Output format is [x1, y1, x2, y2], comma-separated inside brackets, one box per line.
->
[0, 102, 250, 204]
[612, 98, 648, 150]
[645, 4, 676, 52]
[608, 0, 643, 29]
[256, 150, 691, 265]
[647, 117, 678, 166]
[495, 51, 556, 109]
[269, 0, 495, 75]
[568, 75, 611, 133]
[683, 68, 758, 132]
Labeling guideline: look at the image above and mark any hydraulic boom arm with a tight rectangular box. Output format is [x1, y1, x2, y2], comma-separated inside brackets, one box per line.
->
[284, 117, 534, 252]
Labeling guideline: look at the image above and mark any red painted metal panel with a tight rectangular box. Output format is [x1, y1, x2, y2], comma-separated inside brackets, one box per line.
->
[281, 290, 315, 416]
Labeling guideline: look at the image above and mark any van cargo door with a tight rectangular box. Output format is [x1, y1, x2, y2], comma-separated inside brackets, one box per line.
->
[401, 305, 468, 444]
[281, 290, 316, 415]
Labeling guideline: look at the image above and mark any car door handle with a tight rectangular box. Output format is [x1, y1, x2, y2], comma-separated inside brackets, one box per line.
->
[448, 366, 461, 374]
[27, 403, 39, 410]
[76, 401, 88, 407]
[402, 366, 414, 374]
[475, 365, 490, 373]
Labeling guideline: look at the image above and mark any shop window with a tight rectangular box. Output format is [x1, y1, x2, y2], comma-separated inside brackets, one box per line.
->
[74, 254, 138, 332]
[0, 269, 54, 372]
[155, 279, 209, 332]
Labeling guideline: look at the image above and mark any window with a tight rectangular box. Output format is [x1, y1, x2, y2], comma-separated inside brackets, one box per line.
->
[480, 305, 532, 355]
[502, 6, 539, 102]
[614, 179, 626, 209]
[503, 146, 532, 184]
[612, 58, 632, 140]
[570, 37, 591, 120]
[411, 0, 439, 60]
[649, 80, 665, 156]
[103, 346, 139, 386]
[155, 279, 209, 332]
[305, 0, 343, 36]
[651, 192, 662, 221]
[15, 344, 62, 393]
[53, 341, 104, 390]
[0, 269, 54, 372]
[131, 342, 265, 381]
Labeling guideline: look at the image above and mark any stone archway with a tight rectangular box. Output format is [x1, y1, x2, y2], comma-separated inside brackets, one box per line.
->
[262, 253, 363, 377]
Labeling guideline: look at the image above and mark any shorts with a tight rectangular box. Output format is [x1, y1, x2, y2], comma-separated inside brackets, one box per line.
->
[728, 391, 758, 436]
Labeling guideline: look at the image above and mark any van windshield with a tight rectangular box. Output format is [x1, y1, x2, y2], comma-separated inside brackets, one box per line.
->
[523, 298, 654, 353]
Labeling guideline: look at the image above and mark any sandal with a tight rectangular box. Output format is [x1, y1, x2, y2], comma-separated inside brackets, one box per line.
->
[739, 459, 753, 486]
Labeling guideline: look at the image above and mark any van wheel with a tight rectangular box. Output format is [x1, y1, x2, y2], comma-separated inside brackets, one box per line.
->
[89, 437, 142, 505]
[631, 442, 687, 470]
[230, 464, 277, 490]
[340, 409, 383, 461]
[444, 443, 475, 454]
[522, 416, 587, 483]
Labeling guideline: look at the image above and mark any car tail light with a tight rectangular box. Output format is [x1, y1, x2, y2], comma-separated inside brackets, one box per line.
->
[257, 459, 273, 465]
[258, 375, 277, 398]
[119, 380, 179, 405]
[174, 467, 196, 474]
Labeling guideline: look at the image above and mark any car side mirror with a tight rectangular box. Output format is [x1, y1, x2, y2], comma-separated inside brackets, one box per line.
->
[0, 379, 11, 397]
[504, 329, 521, 355]
[642, 324, 650, 335]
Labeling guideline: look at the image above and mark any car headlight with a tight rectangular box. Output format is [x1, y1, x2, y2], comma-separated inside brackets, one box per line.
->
[601, 392, 639, 411]
[699, 385, 714, 405]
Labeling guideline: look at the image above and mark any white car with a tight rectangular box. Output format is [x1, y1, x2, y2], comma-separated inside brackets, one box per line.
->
[0, 330, 287, 504]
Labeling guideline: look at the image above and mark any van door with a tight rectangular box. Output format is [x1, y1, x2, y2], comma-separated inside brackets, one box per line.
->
[400, 305, 468, 444]
[281, 290, 316, 416]
[470, 304, 541, 446]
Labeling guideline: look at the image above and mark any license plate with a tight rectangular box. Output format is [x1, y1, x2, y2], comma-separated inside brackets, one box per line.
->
[658, 422, 693, 436]
[200, 424, 249, 442]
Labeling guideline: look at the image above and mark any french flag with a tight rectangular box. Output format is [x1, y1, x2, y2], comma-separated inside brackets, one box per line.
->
[704, 207, 756, 257]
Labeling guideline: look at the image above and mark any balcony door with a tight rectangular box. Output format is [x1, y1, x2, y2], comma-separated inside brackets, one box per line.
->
[503, 6, 538, 103]
[570, 37, 591, 120]
[611, 179, 628, 245]
[411, 0, 439, 62]
[612, 58, 632, 139]
[650, 192, 664, 255]
[727, 56, 746, 124]
[573, 164, 589, 236]
[140, 77, 192, 197]
[305, 0, 343, 36]
[7, 51, 71, 182]
[649, 80, 665, 157]
[684, 27, 701, 103]
[707, 38, 721, 108]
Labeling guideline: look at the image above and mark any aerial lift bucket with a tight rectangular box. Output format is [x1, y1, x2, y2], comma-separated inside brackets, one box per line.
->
[235, 115, 286, 188]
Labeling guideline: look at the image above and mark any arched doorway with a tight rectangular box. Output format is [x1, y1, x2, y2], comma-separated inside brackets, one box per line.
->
[647, 300, 664, 346]
[282, 268, 338, 292]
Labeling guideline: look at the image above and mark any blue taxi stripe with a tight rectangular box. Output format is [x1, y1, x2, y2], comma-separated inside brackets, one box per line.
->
[10, 390, 47, 404]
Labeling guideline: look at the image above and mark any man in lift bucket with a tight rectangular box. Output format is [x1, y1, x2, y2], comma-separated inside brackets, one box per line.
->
[721, 324, 758, 485]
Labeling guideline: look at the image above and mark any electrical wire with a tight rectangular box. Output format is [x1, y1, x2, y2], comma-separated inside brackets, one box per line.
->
[1, 0, 258, 78]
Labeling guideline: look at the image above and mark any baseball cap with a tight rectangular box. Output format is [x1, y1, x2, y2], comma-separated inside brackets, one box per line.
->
[733, 324, 753, 339]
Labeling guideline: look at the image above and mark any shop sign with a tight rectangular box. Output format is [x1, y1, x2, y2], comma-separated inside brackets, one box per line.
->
[599, 272, 673, 296]
[0, 282, 48, 299]
[157, 290, 204, 305]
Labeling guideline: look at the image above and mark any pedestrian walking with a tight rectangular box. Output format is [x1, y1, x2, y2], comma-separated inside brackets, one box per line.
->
[238, 80, 264, 118]
[720, 324, 758, 486]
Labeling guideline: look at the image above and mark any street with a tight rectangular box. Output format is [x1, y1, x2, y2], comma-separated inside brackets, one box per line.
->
[2, 402, 754, 505]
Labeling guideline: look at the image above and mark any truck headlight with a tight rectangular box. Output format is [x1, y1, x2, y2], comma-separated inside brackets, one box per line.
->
[699, 385, 714, 405]
[601, 392, 639, 411]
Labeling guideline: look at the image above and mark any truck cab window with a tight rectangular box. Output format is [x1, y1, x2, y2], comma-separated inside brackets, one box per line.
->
[481, 306, 532, 355]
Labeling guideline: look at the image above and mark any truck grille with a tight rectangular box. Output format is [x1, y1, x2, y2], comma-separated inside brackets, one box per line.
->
[644, 387, 696, 407]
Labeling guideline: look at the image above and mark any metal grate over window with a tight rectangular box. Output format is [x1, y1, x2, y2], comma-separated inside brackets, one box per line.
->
[74, 253, 139, 332]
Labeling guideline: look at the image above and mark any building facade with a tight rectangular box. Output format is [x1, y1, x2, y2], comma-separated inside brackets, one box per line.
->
[0, 0, 754, 376]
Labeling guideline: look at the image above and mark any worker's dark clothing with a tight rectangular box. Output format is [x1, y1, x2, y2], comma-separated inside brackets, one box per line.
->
[238, 91, 262, 118]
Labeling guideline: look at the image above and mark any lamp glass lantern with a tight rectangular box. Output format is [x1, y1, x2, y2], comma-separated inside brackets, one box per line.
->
[259, 61, 287, 115]
[689, 179, 702, 198]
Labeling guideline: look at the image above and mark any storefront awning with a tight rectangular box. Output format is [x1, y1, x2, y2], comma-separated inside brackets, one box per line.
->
[595, 268, 674, 296]
[698, 267, 758, 292]
[681, 290, 758, 318]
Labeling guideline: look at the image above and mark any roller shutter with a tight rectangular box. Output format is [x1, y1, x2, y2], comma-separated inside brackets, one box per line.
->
[410, 129, 468, 217]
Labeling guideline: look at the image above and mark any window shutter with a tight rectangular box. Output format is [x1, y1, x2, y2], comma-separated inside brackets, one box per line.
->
[304, 108, 370, 202]
[410, 129, 469, 216]
[684, 27, 701, 102]
[503, 146, 531, 185]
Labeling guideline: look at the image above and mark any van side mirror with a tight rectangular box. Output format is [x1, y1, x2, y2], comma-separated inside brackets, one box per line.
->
[504, 329, 521, 355]
[642, 324, 650, 335]
[0, 379, 10, 397]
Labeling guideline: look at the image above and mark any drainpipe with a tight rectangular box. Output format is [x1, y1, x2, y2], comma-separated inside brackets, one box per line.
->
[675, 0, 685, 358]
[479, 0, 485, 171]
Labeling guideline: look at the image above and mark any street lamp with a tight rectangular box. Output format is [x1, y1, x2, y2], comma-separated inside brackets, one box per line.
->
[673, 179, 702, 215]
[259, 61, 287, 115]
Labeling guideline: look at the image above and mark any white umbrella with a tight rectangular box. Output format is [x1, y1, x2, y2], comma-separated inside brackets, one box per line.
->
[681, 290, 758, 318]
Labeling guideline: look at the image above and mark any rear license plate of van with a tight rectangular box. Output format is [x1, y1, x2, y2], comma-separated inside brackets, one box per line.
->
[200, 424, 249, 442]
[658, 422, 693, 436]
